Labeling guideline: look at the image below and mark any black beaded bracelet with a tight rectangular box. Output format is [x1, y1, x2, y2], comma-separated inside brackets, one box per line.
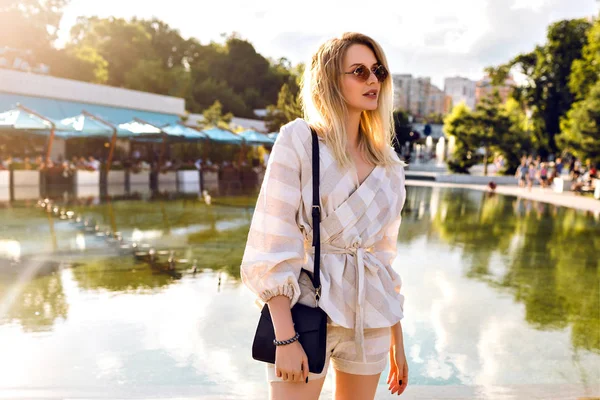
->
[273, 332, 300, 346]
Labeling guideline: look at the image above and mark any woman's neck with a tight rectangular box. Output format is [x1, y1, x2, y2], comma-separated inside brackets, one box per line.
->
[345, 110, 362, 150]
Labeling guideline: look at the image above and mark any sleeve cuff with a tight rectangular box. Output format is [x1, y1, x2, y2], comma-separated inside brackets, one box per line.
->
[259, 283, 297, 305]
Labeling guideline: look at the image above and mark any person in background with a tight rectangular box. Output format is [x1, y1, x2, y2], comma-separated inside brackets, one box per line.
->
[527, 162, 536, 191]
[87, 156, 101, 171]
[35, 155, 45, 170]
[3, 156, 13, 169]
[516, 160, 528, 188]
[538, 162, 548, 188]
[555, 157, 564, 176]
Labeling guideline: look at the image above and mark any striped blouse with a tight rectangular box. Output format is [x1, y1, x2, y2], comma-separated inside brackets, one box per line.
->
[240, 118, 406, 360]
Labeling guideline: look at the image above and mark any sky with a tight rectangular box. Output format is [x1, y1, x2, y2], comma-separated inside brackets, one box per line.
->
[57, 0, 598, 88]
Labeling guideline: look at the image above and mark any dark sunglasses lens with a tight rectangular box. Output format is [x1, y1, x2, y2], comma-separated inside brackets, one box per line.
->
[354, 65, 369, 81]
[374, 65, 388, 82]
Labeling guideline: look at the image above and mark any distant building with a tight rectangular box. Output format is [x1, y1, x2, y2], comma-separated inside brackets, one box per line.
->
[443, 95, 453, 114]
[425, 85, 446, 116]
[476, 75, 516, 105]
[392, 74, 432, 117]
[444, 76, 476, 110]
[392, 74, 412, 111]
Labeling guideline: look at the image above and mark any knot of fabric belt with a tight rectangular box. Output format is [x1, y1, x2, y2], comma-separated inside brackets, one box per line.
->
[318, 237, 373, 363]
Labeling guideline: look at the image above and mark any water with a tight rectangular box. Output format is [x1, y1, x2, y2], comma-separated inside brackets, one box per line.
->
[0, 186, 598, 399]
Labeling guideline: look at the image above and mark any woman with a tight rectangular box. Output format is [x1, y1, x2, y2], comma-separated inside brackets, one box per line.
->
[241, 32, 408, 399]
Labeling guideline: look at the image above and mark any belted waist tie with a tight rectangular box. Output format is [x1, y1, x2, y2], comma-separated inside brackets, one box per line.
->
[308, 238, 373, 363]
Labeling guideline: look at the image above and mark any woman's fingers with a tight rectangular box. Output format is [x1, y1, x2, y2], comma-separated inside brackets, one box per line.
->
[387, 371, 396, 391]
[277, 365, 308, 383]
[387, 348, 395, 385]
[302, 357, 310, 382]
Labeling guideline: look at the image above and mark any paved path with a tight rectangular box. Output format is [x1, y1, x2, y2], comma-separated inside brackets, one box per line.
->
[405, 180, 600, 214]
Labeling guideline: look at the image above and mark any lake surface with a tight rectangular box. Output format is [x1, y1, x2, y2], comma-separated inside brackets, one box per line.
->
[0, 186, 598, 399]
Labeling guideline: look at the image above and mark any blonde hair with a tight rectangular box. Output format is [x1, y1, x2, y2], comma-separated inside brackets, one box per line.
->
[300, 32, 401, 169]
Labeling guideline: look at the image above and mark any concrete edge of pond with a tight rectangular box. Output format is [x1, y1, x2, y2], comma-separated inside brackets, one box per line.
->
[405, 179, 600, 214]
[1, 383, 597, 399]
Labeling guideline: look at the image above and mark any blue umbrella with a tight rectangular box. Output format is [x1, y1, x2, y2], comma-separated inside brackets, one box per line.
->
[0, 108, 52, 131]
[118, 120, 162, 137]
[238, 130, 275, 145]
[55, 114, 115, 138]
[161, 123, 207, 140]
[201, 127, 243, 144]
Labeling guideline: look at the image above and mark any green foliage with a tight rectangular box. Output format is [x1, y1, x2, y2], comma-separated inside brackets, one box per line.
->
[392, 109, 413, 152]
[423, 112, 444, 124]
[558, 80, 600, 164]
[264, 83, 302, 132]
[488, 18, 592, 155]
[64, 45, 108, 83]
[1, 10, 302, 120]
[501, 98, 533, 173]
[568, 15, 600, 101]
[201, 100, 233, 130]
[444, 102, 478, 173]
[557, 16, 600, 164]
[444, 93, 530, 175]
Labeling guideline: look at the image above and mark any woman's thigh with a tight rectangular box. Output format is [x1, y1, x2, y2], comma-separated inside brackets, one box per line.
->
[333, 370, 381, 400]
[269, 377, 326, 400]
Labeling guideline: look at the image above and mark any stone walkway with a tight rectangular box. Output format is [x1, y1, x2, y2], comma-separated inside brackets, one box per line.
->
[405, 180, 600, 214]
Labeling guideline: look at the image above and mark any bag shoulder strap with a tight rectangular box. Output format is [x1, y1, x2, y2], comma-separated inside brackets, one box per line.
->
[309, 127, 322, 302]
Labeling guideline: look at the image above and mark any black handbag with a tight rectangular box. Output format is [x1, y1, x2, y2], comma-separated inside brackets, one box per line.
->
[251, 127, 327, 374]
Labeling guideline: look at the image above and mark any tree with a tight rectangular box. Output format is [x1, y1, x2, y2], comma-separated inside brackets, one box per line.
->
[569, 15, 600, 101]
[68, 17, 155, 88]
[500, 98, 533, 174]
[189, 76, 249, 117]
[472, 91, 513, 175]
[444, 102, 478, 173]
[0, 0, 69, 63]
[444, 93, 527, 175]
[392, 109, 413, 155]
[424, 112, 444, 124]
[63, 45, 108, 83]
[201, 100, 233, 129]
[557, 80, 600, 164]
[487, 18, 592, 156]
[557, 16, 600, 164]
[264, 83, 302, 132]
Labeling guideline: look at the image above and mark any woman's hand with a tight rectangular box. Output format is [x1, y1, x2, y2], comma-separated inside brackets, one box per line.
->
[387, 343, 408, 395]
[275, 340, 309, 383]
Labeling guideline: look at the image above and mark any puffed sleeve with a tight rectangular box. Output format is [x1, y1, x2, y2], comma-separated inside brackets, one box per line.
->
[240, 122, 305, 308]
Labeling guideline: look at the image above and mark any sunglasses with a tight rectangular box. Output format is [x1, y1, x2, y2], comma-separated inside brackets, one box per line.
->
[344, 64, 389, 83]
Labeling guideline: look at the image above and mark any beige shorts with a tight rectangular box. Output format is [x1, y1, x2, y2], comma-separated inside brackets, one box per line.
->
[267, 322, 391, 382]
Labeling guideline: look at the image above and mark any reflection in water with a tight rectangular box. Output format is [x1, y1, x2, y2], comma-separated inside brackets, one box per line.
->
[403, 186, 599, 353]
[0, 272, 68, 332]
[0, 187, 598, 398]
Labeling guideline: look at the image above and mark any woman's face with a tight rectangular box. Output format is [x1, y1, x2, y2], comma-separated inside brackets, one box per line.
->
[340, 44, 382, 114]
